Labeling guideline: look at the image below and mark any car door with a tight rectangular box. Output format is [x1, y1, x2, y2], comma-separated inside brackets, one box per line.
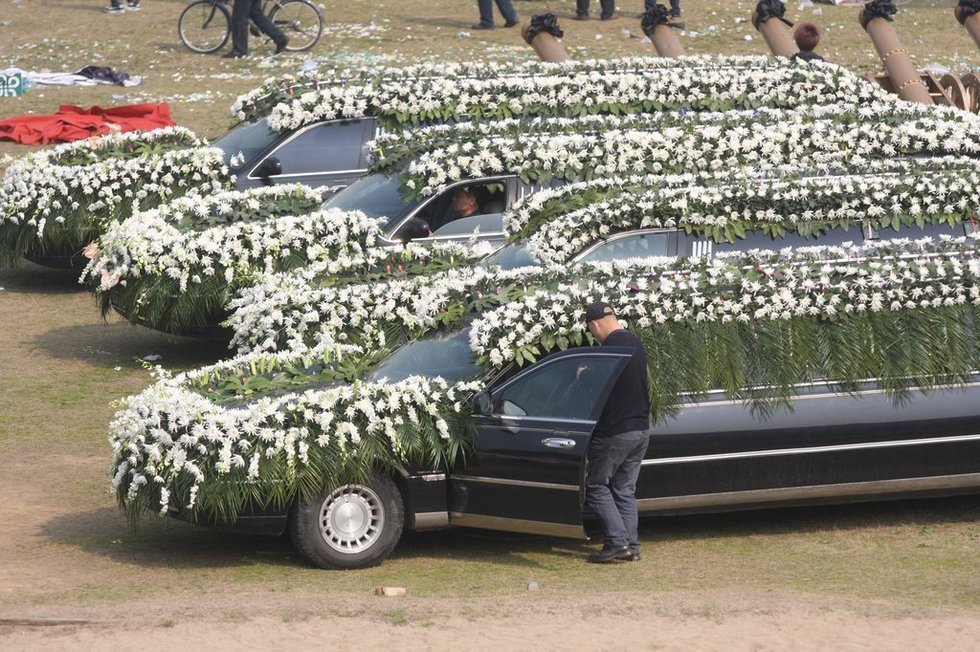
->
[245, 118, 375, 195]
[449, 349, 633, 537]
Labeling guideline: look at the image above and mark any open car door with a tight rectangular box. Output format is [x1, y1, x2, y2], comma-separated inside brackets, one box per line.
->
[449, 348, 634, 537]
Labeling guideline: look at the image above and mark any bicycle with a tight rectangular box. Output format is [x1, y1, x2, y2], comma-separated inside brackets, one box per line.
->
[178, 0, 323, 54]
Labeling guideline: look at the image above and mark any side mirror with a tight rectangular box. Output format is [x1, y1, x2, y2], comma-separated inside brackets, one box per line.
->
[472, 391, 491, 415]
[396, 218, 431, 243]
[253, 156, 282, 179]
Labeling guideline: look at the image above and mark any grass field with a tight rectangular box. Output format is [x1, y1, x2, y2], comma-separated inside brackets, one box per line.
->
[2, 0, 980, 646]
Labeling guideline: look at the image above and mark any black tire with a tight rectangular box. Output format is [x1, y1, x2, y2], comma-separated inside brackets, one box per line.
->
[178, 0, 231, 54]
[289, 474, 404, 569]
[269, 0, 323, 52]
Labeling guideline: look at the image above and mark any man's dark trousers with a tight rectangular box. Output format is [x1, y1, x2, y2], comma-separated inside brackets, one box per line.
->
[476, 0, 518, 27]
[576, 0, 616, 19]
[585, 429, 650, 549]
[231, 0, 287, 54]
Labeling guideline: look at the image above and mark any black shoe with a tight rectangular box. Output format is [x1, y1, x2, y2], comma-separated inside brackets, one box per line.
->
[670, 8, 681, 17]
[274, 38, 289, 54]
[619, 548, 641, 562]
[222, 50, 247, 59]
[471, 23, 493, 30]
[587, 544, 629, 564]
[573, 13, 589, 20]
[504, 19, 519, 27]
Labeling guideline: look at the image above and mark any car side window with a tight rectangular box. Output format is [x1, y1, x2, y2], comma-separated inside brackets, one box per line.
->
[260, 121, 367, 176]
[426, 182, 508, 232]
[398, 182, 509, 241]
[577, 232, 672, 264]
[495, 356, 622, 420]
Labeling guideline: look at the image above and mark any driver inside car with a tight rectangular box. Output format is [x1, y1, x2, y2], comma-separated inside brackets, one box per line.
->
[446, 187, 481, 224]
[427, 187, 483, 234]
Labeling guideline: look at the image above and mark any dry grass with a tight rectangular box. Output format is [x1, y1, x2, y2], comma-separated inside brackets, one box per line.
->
[2, 0, 980, 633]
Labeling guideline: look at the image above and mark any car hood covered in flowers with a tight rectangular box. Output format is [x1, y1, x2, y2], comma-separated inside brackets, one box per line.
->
[0, 127, 230, 267]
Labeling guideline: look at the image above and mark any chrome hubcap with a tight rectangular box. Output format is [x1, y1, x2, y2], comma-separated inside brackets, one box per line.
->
[318, 484, 385, 554]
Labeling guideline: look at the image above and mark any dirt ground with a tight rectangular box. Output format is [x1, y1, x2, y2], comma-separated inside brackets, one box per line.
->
[4, 595, 980, 651]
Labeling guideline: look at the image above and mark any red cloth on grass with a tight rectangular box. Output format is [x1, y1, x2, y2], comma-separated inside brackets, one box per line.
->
[0, 103, 176, 145]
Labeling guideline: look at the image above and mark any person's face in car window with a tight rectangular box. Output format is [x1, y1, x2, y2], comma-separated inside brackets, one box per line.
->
[452, 188, 479, 217]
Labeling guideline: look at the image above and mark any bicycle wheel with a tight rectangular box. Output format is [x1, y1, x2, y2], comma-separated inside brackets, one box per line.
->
[269, 0, 323, 52]
[178, 0, 231, 54]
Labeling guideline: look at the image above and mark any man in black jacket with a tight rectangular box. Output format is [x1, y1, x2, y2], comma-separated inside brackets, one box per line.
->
[583, 301, 651, 563]
[224, 0, 289, 58]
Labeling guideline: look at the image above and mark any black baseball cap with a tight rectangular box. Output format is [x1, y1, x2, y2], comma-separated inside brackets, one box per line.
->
[584, 301, 616, 322]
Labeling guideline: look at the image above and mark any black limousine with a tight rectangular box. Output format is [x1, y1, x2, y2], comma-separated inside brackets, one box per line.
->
[182, 324, 980, 570]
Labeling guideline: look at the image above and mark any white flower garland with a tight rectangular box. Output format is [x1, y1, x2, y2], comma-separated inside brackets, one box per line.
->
[469, 236, 980, 366]
[230, 55, 802, 122]
[0, 127, 229, 262]
[83, 184, 327, 290]
[500, 155, 977, 239]
[401, 106, 980, 197]
[110, 348, 482, 517]
[86, 181, 482, 335]
[261, 57, 889, 133]
[227, 264, 552, 355]
[88, 204, 387, 293]
[0, 127, 225, 232]
[523, 158, 980, 264]
[370, 100, 962, 175]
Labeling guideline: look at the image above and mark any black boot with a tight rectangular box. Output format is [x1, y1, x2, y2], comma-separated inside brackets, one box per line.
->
[587, 544, 629, 563]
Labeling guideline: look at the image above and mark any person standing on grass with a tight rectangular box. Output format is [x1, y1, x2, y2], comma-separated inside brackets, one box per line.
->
[583, 301, 652, 564]
[575, 0, 617, 21]
[472, 0, 519, 30]
[104, 0, 139, 13]
[225, 0, 289, 58]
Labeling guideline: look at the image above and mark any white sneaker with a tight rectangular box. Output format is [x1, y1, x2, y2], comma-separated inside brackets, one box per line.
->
[127, 2, 141, 9]
[103, 4, 125, 12]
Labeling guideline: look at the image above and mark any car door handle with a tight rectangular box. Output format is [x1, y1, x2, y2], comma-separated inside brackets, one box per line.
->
[542, 438, 576, 449]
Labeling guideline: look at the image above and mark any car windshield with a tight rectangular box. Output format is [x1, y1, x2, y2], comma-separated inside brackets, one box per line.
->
[212, 118, 280, 171]
[366, 326, 483, 384]
[478, 242, 536, 270]
[322, 173, 416, 226]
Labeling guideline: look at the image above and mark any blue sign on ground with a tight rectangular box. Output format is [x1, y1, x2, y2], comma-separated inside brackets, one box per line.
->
[1, 73, 26, 96]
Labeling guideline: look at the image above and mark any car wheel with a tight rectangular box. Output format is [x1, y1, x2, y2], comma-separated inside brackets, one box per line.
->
[289, 473, 404, 569]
